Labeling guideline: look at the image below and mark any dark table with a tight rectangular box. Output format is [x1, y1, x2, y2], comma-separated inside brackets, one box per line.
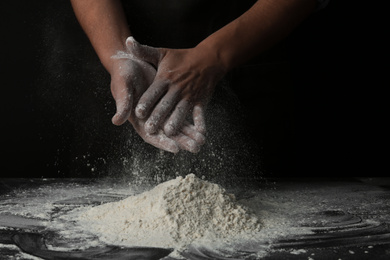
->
[1, 178, 389, 259]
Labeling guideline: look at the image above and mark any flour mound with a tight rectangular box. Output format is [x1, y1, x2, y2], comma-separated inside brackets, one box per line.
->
[77, 174, 261, 249]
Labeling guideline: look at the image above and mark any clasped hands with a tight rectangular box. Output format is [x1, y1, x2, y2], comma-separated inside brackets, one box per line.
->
[110, 37, 225, 153]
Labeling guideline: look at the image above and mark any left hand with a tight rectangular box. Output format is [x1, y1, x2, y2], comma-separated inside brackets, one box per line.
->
[128, 37, 226, 137]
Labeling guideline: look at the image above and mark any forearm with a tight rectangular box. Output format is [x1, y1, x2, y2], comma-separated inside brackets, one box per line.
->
[70, 0, 131, 74]
[197, 0, 316, 72]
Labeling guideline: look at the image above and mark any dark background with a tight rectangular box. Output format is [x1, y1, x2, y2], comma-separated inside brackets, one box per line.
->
[0, 1, 387, 179]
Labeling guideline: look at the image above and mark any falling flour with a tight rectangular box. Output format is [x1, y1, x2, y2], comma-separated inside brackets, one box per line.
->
[77, 174, 261, 250]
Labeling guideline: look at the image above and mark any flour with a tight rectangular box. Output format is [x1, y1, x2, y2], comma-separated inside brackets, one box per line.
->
[3, 177, 388, 259]
[77, 174, 261, 251]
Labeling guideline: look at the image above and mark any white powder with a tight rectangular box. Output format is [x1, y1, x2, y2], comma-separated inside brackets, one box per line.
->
[4, 177, 387, 259]
[77, 174, 261, 250]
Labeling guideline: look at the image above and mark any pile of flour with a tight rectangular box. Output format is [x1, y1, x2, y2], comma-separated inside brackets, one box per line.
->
[77, 174, 261, 250]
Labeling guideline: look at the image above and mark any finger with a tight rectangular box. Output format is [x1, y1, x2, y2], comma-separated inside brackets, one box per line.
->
[125, 36, 162, 67]
[145, 90, 179, 134]
[171, 133, 201, 153]
[193, 104, 206, 134]
[112, 86, 133, 126]
[143, 132, 180, 154]
[163, 99, 191, 136]
[135, 80, 168, 119]
[181, 123, 206, 145]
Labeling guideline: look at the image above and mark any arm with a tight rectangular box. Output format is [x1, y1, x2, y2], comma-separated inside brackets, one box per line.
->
[198, 0, 316, 72]
[71, 0, 134, 124]
[70, 0, 130, 74]
[132, 0, 316, 136]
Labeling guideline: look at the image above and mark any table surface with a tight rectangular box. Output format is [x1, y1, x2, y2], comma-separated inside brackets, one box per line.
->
[0, 177, 389, 260]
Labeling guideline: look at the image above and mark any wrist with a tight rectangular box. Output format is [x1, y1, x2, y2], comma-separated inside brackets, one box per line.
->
[194, 41, 229, 78]
[102, 46, 128, 75]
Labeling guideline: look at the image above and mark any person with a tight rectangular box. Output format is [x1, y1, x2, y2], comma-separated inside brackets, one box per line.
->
[70, 0, 328, 174]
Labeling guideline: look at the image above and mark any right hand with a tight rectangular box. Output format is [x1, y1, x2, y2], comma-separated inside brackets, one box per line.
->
[109, 38, 205, 153]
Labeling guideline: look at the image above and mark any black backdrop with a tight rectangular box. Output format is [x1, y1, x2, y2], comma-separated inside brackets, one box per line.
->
[0, 1, 387, 179]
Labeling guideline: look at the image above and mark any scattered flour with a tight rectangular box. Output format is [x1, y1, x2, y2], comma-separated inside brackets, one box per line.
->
[77, 174, 261, 250]
[290, 248, 307, 255]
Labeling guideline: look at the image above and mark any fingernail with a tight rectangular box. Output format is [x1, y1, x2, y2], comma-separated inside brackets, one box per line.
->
[187, 140, 200, 153]
[135, 104, 146, 118]
[195, 133, 206, 145]
[164, 124, 176, 137]
[171, 146, 180, 154]
[164, 142, 179, 154]
[112, 114, 122, 126]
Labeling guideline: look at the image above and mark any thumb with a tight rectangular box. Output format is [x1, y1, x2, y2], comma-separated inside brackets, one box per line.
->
[125, 36, 162, 67]
[111, 86, 133, 126]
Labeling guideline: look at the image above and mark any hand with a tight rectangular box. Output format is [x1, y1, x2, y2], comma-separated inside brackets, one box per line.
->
[110, 38, 205, 153]
[128, 37, 226, 137]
